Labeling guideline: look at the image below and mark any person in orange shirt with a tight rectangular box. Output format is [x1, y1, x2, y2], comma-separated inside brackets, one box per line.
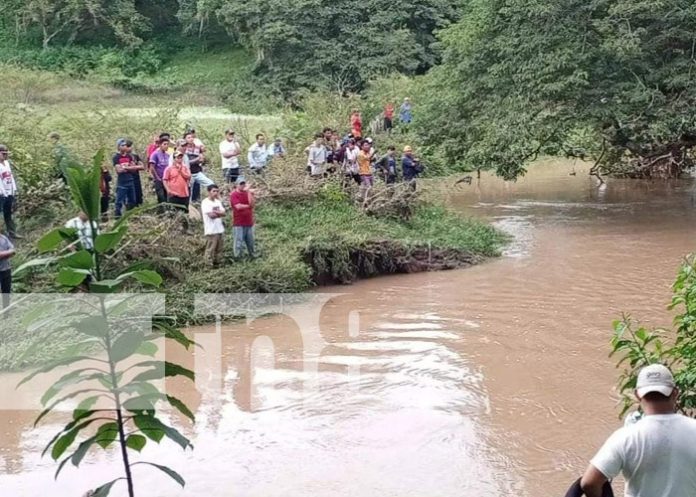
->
[162, 151, 192, 208]
[350, 109, 362, 138]
[357, 141, 373, 187]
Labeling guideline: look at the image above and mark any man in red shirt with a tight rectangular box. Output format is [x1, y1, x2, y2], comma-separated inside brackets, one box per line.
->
[230, 177, 256, 259]
[383, 102, 395, 134]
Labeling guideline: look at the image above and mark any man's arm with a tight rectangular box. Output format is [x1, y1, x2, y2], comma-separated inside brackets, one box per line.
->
[0, 248, 15, 259]
[248, 148, 255, 167]
[580, 465, 608, 497]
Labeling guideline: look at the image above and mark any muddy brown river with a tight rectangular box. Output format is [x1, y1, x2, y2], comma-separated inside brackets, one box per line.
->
[2, 160, 696, 496]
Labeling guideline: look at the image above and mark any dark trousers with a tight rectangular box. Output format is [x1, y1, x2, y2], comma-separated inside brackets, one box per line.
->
[0, 195, 16, 237]
[0, 269, 11, 309]
[153, 180, 167, 203]
[115, 183, 136, 218]
[167, 195, 189, 208]
[101, 194, 110, 222]
[134, 173, 143, 206]
[224, 168, 240, 184]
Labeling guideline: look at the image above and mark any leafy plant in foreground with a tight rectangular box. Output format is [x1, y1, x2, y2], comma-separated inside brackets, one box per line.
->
[611, 255, 696, 418]
[17, 153, 196, 497]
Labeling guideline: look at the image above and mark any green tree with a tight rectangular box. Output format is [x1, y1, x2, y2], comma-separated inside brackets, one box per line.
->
[16, 154, 196, 497]
[17, 0, 149, 48]
[182, 0, 460, 94]
[611, 255, 696, 418]
[419, 0, 696, 180]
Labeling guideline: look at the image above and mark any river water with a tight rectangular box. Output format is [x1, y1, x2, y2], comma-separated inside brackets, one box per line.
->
[2, 160, 696, 496]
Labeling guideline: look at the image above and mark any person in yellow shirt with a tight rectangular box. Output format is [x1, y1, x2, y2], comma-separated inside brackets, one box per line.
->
[357, 141, 373, 187]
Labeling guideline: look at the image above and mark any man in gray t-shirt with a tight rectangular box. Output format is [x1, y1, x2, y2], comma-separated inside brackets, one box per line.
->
[0, 233, 15, 309]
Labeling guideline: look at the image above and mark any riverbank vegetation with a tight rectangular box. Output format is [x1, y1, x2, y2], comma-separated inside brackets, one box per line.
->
[3, 1, 695, 180]
[611, 255, 696, 417]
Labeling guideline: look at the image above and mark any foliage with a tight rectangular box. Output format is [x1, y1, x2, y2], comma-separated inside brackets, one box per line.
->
[16, 0, 149, 49]
[180, 0, 461, 95]
[611, 255, 696, 418]
[15, 154, 196, 497]
[419, 0, 696, 180]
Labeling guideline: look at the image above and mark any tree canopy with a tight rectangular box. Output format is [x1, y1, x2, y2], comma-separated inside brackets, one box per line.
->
[418, 0, 696, 179]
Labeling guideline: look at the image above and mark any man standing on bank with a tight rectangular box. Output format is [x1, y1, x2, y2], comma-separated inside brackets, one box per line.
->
[201, 184, 225, 267]
[0, 232, 14, 310]
[230, 177, 256, 259]
[581, 363, 696, 497]
[0, 144, 20, 239]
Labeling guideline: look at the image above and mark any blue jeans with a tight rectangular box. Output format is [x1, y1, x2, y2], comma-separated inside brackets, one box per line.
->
[0, 195, 16, 236]
[191, 172, 215, 202]
[233, 226, 255, 258]
[115, 183, 136, 218]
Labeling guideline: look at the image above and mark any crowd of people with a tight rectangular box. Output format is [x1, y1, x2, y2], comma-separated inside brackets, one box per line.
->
[0, 100, 421, 305]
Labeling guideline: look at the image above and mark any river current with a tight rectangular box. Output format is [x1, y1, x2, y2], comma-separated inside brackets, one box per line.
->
[2, 160, 696, 496]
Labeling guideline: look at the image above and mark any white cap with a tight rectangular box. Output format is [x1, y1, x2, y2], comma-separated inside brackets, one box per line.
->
[636, 364, 675, 398]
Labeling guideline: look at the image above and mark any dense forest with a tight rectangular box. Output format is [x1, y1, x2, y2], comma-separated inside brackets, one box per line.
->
[1, 0, 695, 179]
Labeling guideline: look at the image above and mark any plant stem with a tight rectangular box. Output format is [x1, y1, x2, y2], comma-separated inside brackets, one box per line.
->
[101, 297, 135, 497]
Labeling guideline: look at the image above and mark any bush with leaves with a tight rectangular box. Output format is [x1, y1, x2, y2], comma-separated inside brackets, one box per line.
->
[611, 255, 696, 418]
[15, 153, 196, 497]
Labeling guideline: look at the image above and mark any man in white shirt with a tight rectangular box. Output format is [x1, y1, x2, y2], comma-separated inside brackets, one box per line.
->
[65, 212, 99, 251]
[219, 129, 241, 184]
[581, 364, 696, 497]
[0, 144, 20, 239]
[248, 133, 271, 173]
[201, 184, 226, 267]
[307, 133, 327, 177]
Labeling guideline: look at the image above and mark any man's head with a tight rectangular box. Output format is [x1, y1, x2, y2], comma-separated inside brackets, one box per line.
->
[387, 145, 396, 156]
[256, 133, 265, 145]
[274, 138, 282, 145]
[322, 127, 332, 140]
[348, 139, 356, 149]
[187, 128, 197, 137]
[225, 129, 236, 141]
[174, 151, 185, 164]
[118, 139, 132, 153]
[0, 144, 8, 159]
[158, 137, 170, 151]
[48, 132, 60, 142]
[176, 139, 187, 151]
[158, 132, 171, 143]
[404, 97, 410, 103]
[361, 141, 371, 152]
[403, 145, 413, 155]
[235, 177, 247, 191]
[207, 184, 220, 199]
[184, 132, 195, 145]
[314, 132, 324, 144]
[77, 211, 88, 222]
[635, 364, 678, 413]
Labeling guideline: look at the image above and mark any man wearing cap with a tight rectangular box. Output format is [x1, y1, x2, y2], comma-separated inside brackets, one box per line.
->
[113, 139, 144, 218]
[0, 144, 20, 239]
[230, 177, 256, 259]
[581, 364, 696, 497]
[219, 129, 241, 184]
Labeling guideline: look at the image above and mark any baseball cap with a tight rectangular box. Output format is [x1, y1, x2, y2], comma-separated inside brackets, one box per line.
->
[636, 364, 675, 398]
[236, 177, 246, 185]
[225, 128, 235, 135]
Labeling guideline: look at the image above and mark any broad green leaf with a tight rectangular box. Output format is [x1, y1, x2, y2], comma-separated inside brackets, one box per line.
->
[136, 341, 158, 357]
[59, 250, 94, 270]
[73, 396, 101, 420]
[130, 270, 163, 287]
[42, 415, 104, 458]
[126, 434, 147, 452]
[90, 279, 123, 293]
[37, 229, 65, 253]
[74, 315, 109, 338]
[95, 422, 119, 449]
[166, 395, 195, 422]
[41, 368, 106, 406]
[110, 332, 144, 363]
[94, 230, 126, 254]
[92, 478, 123, 497]
[70, 434, 99, 468]
[52, 422, 85, 460]
[57, 267, 89, 287]
[130, 361, 194, 383]
[123, 396, 155, 414]
[18, 356, 93, 388]
[133, 414, 165, 443]
[135, 462, 185, 487]
[36, 388, 107, 429]
[152, 321, 195, 349]
[14, 256, 59, 275]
